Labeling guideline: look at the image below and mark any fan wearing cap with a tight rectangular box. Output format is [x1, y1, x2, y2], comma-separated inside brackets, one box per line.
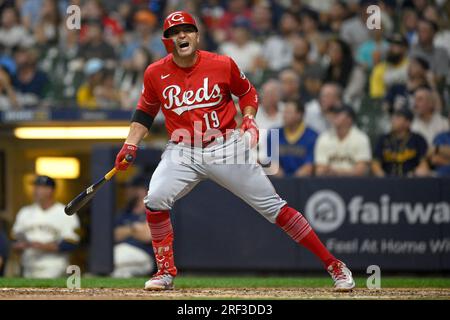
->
[315, 105, 372, 176]
[121, 9, 166, 62]
[10, 176, 80, 278]
[76, 58, 104, 109]
[370, 33, 409, 99]
[372, 108, 430, 177]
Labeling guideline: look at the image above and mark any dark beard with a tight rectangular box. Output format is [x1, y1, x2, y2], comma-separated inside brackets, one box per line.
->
[386, 53, 403, 64]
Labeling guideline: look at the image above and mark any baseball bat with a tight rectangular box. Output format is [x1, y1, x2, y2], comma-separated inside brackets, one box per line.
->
[64, 154, 134, 216]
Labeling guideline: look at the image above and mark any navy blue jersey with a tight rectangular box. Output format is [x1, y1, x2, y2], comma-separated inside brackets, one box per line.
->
[433, 131, 450, 177]
[268, 124, 318, 176]
[115, 211, 152, 256]
[374, 131, 428, 176]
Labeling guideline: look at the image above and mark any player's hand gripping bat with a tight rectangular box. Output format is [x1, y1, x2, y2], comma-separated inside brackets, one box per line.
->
[64, 154, 134, 216]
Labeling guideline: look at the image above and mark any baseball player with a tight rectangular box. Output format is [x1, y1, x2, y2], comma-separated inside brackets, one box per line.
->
[115, 11, 355, 291]
[11, 176, 80, 278]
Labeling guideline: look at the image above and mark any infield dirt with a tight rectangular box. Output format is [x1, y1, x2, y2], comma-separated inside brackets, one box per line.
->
[0, 287, 449, 300]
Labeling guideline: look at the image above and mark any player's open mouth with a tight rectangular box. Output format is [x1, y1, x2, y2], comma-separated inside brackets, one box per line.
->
[178, 41, 190, 51]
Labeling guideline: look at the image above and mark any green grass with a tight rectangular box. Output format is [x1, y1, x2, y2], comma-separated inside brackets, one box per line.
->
[0, 276, 449, 289]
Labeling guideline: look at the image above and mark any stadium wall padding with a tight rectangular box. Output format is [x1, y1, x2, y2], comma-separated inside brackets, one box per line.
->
[90, 147, 450, 274]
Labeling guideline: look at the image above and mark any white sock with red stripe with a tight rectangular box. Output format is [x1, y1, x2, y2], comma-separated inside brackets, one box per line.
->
[276, 205, 337, 268]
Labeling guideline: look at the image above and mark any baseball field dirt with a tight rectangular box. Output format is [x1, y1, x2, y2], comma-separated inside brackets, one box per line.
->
[0, 276, 449, 300]
[0, 287, 449, 300]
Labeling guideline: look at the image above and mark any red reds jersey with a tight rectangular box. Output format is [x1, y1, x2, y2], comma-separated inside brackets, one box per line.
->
[136, 50, 258, 144]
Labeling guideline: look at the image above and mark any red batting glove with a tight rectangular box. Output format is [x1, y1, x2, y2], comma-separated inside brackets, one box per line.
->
[240, 114, 259, 148]
[115, 143, 138, 171]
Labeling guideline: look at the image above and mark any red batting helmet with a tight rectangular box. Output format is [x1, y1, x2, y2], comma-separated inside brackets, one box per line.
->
[162, 11, 198, 53]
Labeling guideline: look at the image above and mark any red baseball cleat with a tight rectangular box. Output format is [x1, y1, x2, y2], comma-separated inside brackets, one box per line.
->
[144, 272, 175, 290]
[327, 260, 356, 292]
[144, 235, 177, 291]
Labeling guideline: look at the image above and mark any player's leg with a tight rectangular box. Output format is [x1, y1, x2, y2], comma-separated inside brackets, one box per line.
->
[275, 205, 355, 291]
[207, 136, 354, 290]
[209, 163, 354, 290]
[144, 144, 205, 290]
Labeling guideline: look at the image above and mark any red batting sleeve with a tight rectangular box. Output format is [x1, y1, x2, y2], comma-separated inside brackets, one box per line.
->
[136, 67, 161, 118]
[228, 58, 259, 114]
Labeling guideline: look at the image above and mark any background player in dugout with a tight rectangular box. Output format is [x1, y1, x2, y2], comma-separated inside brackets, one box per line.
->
[114, 11, 355, 291]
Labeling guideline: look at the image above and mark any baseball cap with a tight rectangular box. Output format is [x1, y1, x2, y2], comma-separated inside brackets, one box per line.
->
[84, 58, 104, 76]
[330, 104, 356, 120]
[34, 175, 56, 188]
[387, 33, 408, 47]
[134, 10, 157, 26]
[393, 107, 414, 122]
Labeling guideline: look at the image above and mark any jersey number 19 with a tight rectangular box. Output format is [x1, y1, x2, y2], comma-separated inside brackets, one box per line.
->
[203, 111, 220, 129]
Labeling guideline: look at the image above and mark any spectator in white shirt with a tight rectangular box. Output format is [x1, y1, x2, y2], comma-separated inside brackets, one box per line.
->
[255, 79, 284, 130]
[11, 176, 80, 278]
[315, 105, 372, 176]
[218, 18, 263, 74]
[305, 82, 343, 134]
[262, 11, 300, 72]
[256, 79, 284, 163]
[0, 7, 34, 54]
[411, 86, 449, 146]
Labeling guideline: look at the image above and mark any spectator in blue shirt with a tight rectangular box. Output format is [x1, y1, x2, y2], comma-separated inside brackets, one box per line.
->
[372, 107, 430, 177]
[268, 99, 318, 177]
[112, 175, 155, 278]
[356, 26, 389, 71]
[12, 46, 49, 108]
[429, 112, 450, 177]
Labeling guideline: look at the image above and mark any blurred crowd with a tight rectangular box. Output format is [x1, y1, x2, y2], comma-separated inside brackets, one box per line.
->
[0, 0, 449, 177]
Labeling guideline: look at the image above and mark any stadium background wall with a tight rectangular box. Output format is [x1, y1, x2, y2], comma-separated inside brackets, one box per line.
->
[90, 147, 450, 274]
[1, 126, 449, 275]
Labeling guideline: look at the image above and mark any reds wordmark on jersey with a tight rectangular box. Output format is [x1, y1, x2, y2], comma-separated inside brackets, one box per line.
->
[137, 50, 258, 143]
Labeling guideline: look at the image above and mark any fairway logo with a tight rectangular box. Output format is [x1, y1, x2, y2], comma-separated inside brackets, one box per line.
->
[305, 190, 346, 233]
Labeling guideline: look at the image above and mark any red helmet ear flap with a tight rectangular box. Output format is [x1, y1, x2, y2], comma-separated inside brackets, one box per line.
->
[162, 37, 175, 53]
[162, 11, 198, 54]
